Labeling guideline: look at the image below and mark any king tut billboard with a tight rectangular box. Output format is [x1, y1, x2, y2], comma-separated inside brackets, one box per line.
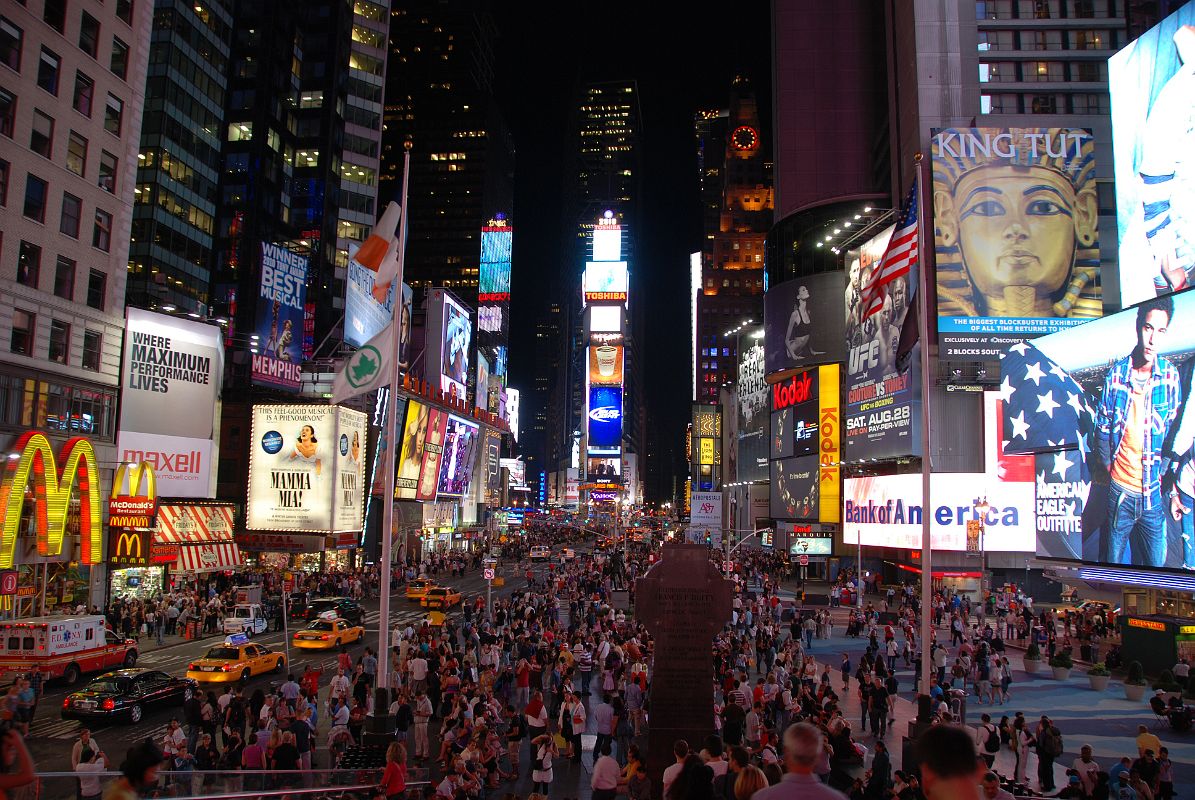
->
[932, 128, 1103, 360]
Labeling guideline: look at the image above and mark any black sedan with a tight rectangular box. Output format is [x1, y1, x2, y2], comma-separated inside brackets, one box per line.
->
[62, 668, 196, 724]
[304, 597, 364, 626]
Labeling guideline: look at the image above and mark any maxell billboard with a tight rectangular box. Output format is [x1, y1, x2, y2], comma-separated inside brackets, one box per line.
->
[117, 308, 223, 497]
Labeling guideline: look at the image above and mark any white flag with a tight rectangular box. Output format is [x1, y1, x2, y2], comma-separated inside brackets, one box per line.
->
[353, 202, 401, 304]
[332, 321, 394, 404]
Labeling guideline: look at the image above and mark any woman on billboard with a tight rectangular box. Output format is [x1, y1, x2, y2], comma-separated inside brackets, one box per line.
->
[397, 404, 429, 490]
[287, 424, 322, 476]
[933, 127, 1102, 322]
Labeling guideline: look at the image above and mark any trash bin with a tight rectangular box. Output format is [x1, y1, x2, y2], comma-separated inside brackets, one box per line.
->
[185, 620, 197, 640]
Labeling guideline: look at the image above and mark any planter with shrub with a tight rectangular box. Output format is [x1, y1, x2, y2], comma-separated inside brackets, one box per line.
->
[1125, 661, 1147, 702]
[1050, 651, 1074, 680]
[1087, 662, 1110, 692]
[1023, 642, 1042, 675]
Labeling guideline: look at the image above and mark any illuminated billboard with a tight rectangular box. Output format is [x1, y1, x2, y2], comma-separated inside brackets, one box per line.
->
[587, 386, 623, 454]
[504, 387, 520, 442]
[1109, 4, 1195, 307]
[583, 262, 629, 304]
[737, 328, 768, 483]
[478, 223, 513, 301]
[590, 305, 622, 333]
[588, 344, 624, 386]
[593, 224, 622, 262]
[416, 408, 450, 502]
[252, 243, 308, 390]
[764, 274, 846, 375]
[783, 523, 834, 556]
[843, 473, 1035, 552]
[931, 128, 1102, 360]
[845, 224, 920, 460]
[768, 364, 841, 523]
[476, 354, 490, 413]
[395, 399, 427, 501]
[1000, 288, 1195, 571]
[426, 289, 472, 401]
[118, 308, 222, 498]
[436, 415, 480, 497]
[345, 242, 413, 355]
[247, 405, 367, 533]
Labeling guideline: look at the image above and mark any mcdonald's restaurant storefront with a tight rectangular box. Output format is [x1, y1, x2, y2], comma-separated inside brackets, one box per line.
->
[108, 502, 242, 601]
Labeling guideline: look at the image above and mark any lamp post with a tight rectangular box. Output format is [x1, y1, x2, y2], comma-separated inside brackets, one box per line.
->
[973, 496, 990, 607]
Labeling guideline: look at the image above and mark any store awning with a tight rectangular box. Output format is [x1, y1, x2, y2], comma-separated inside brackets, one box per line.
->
[155, 503, 236, 543]
[176, 542, 242, 573]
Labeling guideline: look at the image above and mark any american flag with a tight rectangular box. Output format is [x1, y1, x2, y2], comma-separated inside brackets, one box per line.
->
[997, 341, 1095, 458]
[861, 179, 919, 321]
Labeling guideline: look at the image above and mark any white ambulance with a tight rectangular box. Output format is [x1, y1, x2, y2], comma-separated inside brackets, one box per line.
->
[0, 616, 138, 685]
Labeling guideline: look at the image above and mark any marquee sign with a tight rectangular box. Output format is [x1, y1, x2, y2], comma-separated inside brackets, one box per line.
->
[108, 462, 158, 529]
[0, 432, 103, 568]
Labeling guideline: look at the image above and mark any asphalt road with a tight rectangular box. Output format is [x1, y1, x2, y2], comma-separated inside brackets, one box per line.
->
[25, 554, 547, 771]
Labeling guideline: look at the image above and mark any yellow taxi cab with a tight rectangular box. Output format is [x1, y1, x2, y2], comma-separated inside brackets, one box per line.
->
[420, 586, 463, 610]
[185, 634, 287, 683]
[292, 613, 365, 650]
[406, 578, 438, 602]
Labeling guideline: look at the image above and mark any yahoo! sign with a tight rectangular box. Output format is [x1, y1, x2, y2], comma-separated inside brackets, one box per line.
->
[771, 369, 816, 412]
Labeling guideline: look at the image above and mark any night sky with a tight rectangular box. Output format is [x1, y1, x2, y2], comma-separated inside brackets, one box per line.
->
[496, 4, 772, 489]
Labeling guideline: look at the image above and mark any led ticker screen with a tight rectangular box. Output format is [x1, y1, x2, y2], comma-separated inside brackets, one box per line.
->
[436, 415, 480, 497]
[593, 225, 622, 262]
[478, 225, 513, 302]
[587, 386, 623, 454]
[590, 305, 622, 333]
[583, 262, 629, 304]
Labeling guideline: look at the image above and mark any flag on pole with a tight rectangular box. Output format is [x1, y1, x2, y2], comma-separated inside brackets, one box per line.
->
[332, 321, 394, 404]
[861, 179, 920, 322]
[353, 201, 402, 303]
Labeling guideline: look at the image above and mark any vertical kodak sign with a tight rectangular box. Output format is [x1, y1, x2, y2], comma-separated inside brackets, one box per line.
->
[818, 364, 841, 523]
[0, 431, 103, 569]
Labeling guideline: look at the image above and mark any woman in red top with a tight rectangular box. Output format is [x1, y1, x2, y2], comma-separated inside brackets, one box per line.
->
[379, 741, 408, 800]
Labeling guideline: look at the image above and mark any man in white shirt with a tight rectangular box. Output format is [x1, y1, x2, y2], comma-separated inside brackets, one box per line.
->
[409, 654, 429, 694]
[701, 736, 729, 779]
[75, 748, 107, 800]
[1072, 744, 1100, 797]
[662, 739, 690, 797]
[328, 668, 351, 706]
[591, 741, 621, 800]
[161, 719, 186, 758]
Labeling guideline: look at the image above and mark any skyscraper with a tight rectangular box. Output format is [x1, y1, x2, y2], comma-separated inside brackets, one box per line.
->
[126, 0, 232, 316]
[695, 78, 773, 404]
[550, 79, 645, 486]
[380, 1, 514, 302]
[0, 0, 153, 460]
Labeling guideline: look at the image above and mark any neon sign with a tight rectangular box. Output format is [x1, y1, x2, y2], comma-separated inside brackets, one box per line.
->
[109, 461, 158, 528]
[0, 432, 103, 568]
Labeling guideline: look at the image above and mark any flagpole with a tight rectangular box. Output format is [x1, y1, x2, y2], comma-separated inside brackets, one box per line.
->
[377, 142, 411, 692]
[914, 153, 935, 699]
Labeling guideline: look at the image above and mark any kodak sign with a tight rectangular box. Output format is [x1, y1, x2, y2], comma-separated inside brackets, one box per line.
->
[0, 432, 103, 569]
[108, 462, 158, 529]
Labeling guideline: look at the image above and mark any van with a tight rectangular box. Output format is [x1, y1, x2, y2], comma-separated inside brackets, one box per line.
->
[530, 546, 551, 562]
[0, 616, 137, 685]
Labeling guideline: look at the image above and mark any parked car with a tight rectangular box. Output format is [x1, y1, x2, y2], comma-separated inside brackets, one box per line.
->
[62, 668, 196, 724]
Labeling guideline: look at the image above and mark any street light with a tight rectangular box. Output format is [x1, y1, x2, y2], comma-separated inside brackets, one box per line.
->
[973, 496, 990, 604]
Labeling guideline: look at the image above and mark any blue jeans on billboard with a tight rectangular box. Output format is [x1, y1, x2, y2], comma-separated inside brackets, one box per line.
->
[1105, 481, 1166, 567]
[1180, 489, 1195, 569]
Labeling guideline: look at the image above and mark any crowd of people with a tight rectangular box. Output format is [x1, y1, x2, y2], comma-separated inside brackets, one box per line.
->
[33, 522, 1183, 800]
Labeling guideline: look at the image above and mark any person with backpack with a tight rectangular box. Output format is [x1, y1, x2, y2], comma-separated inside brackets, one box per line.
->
[978, 713, 1000, 769]
[1036, 715, 1064, 792]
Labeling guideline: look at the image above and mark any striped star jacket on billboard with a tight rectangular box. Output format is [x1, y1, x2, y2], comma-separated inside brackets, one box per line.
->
[997, 341, 1095, 457]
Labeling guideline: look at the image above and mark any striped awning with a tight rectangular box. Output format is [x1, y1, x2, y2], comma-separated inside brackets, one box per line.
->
[176, 542, 242, 573]
[155, 504, 235, 544]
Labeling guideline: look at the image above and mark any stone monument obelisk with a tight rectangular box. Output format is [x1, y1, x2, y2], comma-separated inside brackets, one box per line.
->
[635, 543, 732, 798]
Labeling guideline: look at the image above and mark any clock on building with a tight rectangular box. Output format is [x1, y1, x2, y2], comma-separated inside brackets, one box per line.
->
[731, 125, 758, 151]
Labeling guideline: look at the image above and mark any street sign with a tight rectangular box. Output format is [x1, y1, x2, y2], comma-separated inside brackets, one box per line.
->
[799, 554, 809, 566]
[483, 568, 495, 580]
[0, 572, 16, 595]
[723, 561, 733, 574]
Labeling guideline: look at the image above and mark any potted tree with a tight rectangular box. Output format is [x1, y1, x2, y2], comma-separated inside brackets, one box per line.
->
[1152, 669, 1183, 702]
[1023, 642, 1042, 675]
[1086, 662, 1110, 692]
[1125, 661, 1147, 702]
[1049, 651, 1074, 680]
